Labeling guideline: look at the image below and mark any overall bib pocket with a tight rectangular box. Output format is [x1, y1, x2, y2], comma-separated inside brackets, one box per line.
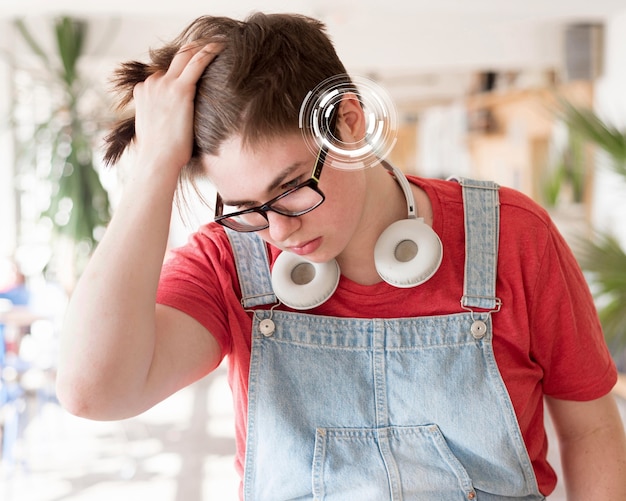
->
[312, 425, 475, 501]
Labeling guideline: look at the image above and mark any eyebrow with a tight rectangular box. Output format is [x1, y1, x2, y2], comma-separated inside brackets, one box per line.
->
[220, 161, 309, 207]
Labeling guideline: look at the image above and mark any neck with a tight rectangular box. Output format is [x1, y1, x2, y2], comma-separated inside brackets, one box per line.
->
[336, 162, 412, 285]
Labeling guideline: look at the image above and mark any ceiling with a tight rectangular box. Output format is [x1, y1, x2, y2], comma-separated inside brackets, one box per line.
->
[2, 0, 625, 20]
[2, 1, 625, 108]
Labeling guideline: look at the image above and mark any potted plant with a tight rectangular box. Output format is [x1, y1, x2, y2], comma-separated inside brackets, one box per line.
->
[556, 99, 626, 365]
[13, 16, 111, 284]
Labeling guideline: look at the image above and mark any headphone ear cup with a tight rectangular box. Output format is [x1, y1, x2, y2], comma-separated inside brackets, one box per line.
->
[374, 218, 443, 288]
[271, 252, 340, 310]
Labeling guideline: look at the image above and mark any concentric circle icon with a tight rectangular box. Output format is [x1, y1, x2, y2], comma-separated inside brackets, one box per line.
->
[299, 74, 398, 170]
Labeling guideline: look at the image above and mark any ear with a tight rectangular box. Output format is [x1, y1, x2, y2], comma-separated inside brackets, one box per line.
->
[335, 93, 366, 143]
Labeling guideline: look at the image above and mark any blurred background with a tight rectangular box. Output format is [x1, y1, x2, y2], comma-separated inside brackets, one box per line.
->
[1, 1, 626, 500]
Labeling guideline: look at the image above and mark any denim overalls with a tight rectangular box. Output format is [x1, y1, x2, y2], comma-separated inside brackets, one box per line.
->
[226, 179, 544, 500]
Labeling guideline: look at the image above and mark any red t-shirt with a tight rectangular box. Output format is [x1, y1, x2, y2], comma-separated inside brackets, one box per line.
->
[156, 176, 617, 496]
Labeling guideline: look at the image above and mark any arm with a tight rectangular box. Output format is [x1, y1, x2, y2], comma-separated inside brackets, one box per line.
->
[546, 393, 626, 500]
[56, 44, 223, 421]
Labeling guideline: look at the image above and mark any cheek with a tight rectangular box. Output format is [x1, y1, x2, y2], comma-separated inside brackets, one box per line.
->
[319, 173, 367, 228]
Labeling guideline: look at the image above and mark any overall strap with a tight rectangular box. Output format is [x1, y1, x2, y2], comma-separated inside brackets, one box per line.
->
[225, 228, 278, 309]
[454, 177, 502, 312]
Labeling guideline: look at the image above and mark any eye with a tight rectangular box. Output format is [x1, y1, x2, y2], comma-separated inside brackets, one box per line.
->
[280, 176, 303, 191]
[223, 200, 254, 212]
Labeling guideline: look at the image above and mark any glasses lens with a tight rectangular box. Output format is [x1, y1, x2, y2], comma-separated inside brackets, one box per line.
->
[270, 185, 324, 216]
[219, 207, 268, 232]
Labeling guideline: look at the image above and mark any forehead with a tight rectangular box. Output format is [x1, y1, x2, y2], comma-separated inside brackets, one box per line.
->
[200, 133, 313, 197]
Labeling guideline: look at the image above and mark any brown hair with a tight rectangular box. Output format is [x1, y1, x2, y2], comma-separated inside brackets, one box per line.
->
[104, 12, 351, 180]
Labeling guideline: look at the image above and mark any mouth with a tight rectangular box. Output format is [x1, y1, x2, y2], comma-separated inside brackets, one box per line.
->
[286, 237, 322, 256]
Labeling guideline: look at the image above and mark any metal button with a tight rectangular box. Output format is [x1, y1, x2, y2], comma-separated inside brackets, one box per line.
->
[467, 490, 476, 500]
[259, 318, 275, 336]
[470, 320, 487, 339]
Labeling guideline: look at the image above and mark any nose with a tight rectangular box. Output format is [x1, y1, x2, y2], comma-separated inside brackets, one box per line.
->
[266, 211, 300, 243]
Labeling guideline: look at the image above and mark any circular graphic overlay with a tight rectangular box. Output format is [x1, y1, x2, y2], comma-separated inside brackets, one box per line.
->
[299, 74, 398, 170]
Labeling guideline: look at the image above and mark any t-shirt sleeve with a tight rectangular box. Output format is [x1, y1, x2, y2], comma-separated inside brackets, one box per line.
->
[529, 218, 617, 400]
[156, 225, 239, 357]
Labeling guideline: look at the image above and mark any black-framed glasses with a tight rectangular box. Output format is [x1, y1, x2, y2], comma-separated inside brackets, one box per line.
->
[214, 146, 329, 232]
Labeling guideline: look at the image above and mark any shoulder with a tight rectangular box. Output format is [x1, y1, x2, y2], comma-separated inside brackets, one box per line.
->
[160, 223, 238, 291]
[410, 175, 553, 235]
[411, 175, 570, 281]
[170, 222, 233, 258]
[498, 184, 552, 228]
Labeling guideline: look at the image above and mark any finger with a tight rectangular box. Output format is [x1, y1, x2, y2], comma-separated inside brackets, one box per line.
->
[178, 42, 224, 84]
[166, 43, 203, 78]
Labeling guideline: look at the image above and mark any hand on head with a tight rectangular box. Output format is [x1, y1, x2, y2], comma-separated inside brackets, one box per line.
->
[104, 42, 223, 173]
[130, 43, 223, 171]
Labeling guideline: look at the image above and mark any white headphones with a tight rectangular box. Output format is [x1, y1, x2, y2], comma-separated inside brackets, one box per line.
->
[271, 164, 443, 310]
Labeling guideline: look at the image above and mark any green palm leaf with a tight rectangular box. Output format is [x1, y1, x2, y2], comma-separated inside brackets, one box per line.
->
[577, 232, 626, 350]
[556, 98, 626, 177]
[554, 98, 626, 356]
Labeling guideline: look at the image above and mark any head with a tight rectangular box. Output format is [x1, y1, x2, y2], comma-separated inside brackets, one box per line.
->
[104, 12, 353, 180]
[106, 13, 375, 262]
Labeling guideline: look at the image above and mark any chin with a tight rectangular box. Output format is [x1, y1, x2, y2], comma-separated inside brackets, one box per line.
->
[305, 245, 342, 264]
